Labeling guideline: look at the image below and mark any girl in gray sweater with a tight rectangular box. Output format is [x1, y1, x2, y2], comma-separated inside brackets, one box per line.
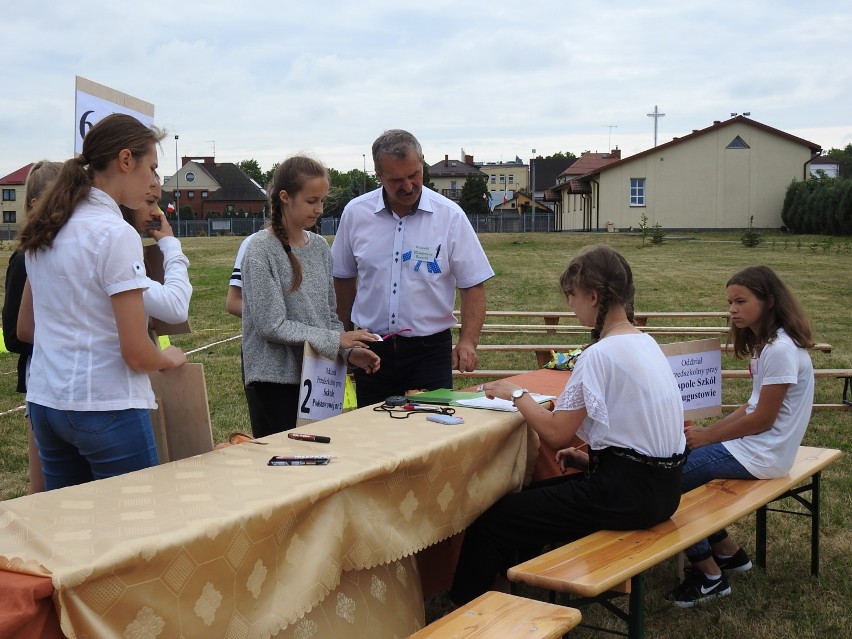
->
[241, 156, 379, 437]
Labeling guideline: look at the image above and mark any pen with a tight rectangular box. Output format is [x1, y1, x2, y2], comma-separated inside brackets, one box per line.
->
[435, 244, 441, 259]
[288, 432, 331, 444]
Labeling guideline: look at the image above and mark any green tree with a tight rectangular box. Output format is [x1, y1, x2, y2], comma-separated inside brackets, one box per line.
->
[544, 151, 578, 160]
[238, 159, 265, 185]
[263, 162, 279, 187]
[459, 174, 490, 215]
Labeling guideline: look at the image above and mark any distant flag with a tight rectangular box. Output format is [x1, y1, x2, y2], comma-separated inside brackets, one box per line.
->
[503, 179, 509, 205]
[166, 202, 175, 213]
[485, 192, 494, 211]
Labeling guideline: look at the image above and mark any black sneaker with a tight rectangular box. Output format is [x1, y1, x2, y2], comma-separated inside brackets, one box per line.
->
[714, 548, 753, 574]
[667, 567, 732, 608]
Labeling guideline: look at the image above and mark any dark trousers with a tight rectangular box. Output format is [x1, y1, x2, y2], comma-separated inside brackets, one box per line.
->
[354, 329, 453, 407]
[449, 449, 683, 605]
[246, 381, 300, 438]
[241, 349, 266, 436]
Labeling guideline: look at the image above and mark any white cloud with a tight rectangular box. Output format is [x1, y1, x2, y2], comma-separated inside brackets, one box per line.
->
[2, 0, 851, 181]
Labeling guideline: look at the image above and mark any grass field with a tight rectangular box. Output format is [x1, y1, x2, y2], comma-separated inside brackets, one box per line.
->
[0, 231, 849, 637]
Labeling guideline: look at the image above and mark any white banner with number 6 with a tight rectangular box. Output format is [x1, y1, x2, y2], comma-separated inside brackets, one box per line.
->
[297, 342, 347, 426]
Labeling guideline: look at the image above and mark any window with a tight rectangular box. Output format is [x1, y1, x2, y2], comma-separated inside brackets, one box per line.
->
[3, 211, 16, 223]
[508, 174, 514, 184]
[629, 178, 646, 206]
[726, 136, 750, 149]
[185, 171, 196, 183]
[499, 174, 505, 184]
[2, 189, 15, 201]
[490, 175, 496, 184]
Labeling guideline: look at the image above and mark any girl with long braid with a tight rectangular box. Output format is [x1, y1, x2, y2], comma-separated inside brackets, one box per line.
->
[240, 156, 379, 438]
[449, 244, 686, 606]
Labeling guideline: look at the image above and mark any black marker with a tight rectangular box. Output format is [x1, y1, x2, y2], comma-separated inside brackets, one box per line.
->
[288, 432, 331, 444]
[435, 243, 441, 259]
[268, 455, 333, 466]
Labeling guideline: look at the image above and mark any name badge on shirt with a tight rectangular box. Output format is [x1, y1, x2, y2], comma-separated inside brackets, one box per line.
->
[412, 245, 437, 262]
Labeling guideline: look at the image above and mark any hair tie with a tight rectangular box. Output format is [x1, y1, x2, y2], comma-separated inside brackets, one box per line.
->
[76, 154, 87, 165]
[283, 243, 292, 254]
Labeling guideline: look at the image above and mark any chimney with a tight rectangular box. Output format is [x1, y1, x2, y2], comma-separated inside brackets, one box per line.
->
[713, 120, 721, 125]
[464, 154, 474, 165]
[610, 148, 621, 160]
[444, 154, 449, 167]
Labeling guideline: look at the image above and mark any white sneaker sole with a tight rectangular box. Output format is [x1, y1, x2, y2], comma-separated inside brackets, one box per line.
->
[673, 585, 732, 609]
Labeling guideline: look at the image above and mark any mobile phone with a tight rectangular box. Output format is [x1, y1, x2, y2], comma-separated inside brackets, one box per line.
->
[426, 414, 464, 425]
[268, 455, 332, 466]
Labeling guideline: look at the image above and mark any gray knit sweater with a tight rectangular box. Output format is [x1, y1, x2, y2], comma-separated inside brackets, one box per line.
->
[241, 230, 346, 385]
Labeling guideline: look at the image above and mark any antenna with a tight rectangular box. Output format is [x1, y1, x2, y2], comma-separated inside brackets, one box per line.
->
[205, 140, 216, 157]
[605, 125, 618, 150]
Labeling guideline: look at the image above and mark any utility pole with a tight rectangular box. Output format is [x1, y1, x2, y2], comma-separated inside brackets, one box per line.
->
[174, 135, 180, 237]
[646, 105, 666, 147]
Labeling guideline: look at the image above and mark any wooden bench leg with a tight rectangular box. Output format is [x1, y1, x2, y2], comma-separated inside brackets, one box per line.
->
[756, 470, 823, 576]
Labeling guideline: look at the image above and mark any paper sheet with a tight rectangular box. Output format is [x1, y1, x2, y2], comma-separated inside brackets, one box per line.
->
[453, 393, 556, 412]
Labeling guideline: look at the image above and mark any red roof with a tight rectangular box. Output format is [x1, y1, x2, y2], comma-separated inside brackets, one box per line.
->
[558, 152, 620, 178]
[0, 163, 34, 185]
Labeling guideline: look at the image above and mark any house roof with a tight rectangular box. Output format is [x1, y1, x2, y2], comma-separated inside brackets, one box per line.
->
[429, 157, 487, 178]
[592, 116, 822, 177]
[551, 152, 621, 192]
[0, 163, 34, 185]
[199, 163, 267, 202]
[810, 156, 840, 165]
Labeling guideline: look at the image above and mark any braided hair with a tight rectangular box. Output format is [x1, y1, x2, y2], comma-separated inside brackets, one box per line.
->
[559, 245, 635, 343]
[266, 156, 328, 292]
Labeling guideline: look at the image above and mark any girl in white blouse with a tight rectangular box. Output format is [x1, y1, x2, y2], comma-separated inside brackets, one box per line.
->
[450, 244, 687, 605]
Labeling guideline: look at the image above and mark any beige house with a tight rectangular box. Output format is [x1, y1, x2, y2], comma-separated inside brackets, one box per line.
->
[478, 159, 530, 201]
[0, 164, 33, 234]
[553, 116, 822, 231]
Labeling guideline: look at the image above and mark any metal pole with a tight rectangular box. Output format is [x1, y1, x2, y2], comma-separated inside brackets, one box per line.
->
[362, 154, 366, 193]
[530, 149, 536, 232]
[174, 135, 180, 237]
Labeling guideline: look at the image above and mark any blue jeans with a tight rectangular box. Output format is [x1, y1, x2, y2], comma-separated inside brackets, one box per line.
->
[682, 443, 756, 561]
[29, 403, 158, 491]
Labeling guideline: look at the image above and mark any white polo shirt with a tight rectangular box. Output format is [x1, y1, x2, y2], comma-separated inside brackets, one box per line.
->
[25, 188, 155, 411]
[331, 186, 494, 337]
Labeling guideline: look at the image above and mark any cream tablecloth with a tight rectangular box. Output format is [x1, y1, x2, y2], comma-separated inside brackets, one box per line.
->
[0, 403, 535, 638]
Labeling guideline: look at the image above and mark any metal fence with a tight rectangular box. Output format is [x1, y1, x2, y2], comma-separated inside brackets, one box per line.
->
[1, 211, 556, 243]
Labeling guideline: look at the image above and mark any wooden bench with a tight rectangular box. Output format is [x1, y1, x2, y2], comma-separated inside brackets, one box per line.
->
[506, 446, 842, 639]
[409, 591, 581, 639]
[454, 365, 850, 410]
[455, 310, 732, 327]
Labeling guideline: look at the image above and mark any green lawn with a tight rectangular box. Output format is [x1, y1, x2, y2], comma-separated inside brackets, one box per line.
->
[1, 231, 849, 638]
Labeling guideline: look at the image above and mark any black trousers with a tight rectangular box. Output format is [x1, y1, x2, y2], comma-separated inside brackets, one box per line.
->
[246, 381, 300, 438]
[449, 448, 683, 605]
[354, 329, 453, 407]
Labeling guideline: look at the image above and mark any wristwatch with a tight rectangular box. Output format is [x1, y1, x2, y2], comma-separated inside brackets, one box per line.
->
[511, 387, 529, 404]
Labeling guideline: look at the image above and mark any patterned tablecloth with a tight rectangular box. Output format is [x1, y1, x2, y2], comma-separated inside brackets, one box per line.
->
[0, 402, 536, 638]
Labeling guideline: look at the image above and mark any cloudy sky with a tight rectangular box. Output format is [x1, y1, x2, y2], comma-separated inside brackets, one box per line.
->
[2, 0, 851, 181]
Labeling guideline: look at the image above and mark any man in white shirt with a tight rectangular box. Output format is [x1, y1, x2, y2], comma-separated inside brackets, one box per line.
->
[332, 130, 494, 406]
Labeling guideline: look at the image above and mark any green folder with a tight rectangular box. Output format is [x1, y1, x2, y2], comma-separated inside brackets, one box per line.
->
[405, 388, 484, 405]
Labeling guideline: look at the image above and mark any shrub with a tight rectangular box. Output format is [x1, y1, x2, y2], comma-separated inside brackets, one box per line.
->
[741, 216, 763, 247]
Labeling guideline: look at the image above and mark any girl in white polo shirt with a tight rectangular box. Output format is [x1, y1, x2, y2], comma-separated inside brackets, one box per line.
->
[17, 114, 187, 490]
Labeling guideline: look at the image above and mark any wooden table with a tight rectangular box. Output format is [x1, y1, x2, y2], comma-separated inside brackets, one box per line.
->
[0, 399, 539, 638]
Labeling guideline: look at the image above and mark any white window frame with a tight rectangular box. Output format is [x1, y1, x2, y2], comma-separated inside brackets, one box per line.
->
[630, 178, 646, 207]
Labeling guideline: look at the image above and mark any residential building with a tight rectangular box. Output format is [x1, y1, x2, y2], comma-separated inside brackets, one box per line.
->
[551, 150, 622, 230]
[0, 163, 33, 232]
[808, 156, 841, 178]
[553, 117, 821, 231]
[478, 158, 529, 203]
[162, 156, 267, 220]
[428, 154, 488, 202]
[531, 156, 578, 211]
